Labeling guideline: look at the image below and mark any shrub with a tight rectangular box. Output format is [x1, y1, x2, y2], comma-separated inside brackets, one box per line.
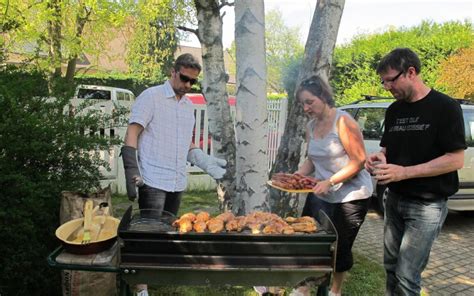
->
[332, 20, 472, 105]
[0, 66, 125, 295]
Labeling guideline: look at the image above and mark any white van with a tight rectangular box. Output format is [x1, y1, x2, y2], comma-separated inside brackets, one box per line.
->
[70, 85, 136, 190]
[339, 97, 474, 213]
[69, 85, 135, 125]
[73, 84, 135, 108]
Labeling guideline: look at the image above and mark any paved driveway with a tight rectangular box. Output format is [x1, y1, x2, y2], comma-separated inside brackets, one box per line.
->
[353, 210, 474, 295]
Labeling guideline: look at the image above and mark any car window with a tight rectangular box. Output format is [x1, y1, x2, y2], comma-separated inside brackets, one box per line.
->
[356, 107, 386, 140]
[77, 89, 111, 100]
[117, 91, 125, 101]
[463, 109, 474, 147]
[343, 108, 358, 117]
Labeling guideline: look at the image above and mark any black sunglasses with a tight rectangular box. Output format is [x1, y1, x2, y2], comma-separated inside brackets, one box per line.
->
[300, 78, 320, 87]
[381, 71, 403, 85]
[178, 72, 198, 85]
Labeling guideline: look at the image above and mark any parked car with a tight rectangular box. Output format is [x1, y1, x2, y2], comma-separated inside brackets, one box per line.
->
[69, 85, 136, 128]
[73, 84, 135, 107]
[339, 96, 474, 213]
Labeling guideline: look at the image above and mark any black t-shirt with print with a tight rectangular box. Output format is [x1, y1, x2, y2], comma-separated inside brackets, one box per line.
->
[380, 89, 466, 200]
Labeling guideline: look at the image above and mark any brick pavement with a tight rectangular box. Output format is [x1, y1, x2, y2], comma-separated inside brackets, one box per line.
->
[353, 210, 474, 295]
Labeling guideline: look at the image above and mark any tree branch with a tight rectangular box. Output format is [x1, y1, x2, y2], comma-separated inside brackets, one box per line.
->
[177, 25, 198, 36]
[218, 0, 234, 10]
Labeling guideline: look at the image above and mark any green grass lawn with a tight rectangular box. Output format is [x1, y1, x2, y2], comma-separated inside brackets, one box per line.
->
[344, 253, 385, 296]
[112, 190, 221, 218]
[112, 190, 385, 296]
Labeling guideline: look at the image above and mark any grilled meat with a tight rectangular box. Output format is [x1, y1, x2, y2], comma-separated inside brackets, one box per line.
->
[193, 220, 207, 233]
[225, 216, 245, 232]
[215, 212, 235, 223]
[248, 223, 263, 234]
[174, 210, 318, 234]
[195, 211, 210, 222]
[282, 226, 295, 235]
[271, 173, 319, 190]
[180, 212, 196, 222]
[177, 218, 193, 233]
[207, 218, 225, 233]
[291, 222, 317, 233]
[295, 216, 316, 224]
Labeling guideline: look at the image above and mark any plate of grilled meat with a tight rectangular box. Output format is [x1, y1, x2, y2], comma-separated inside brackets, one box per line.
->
[267, 172, 319, 193]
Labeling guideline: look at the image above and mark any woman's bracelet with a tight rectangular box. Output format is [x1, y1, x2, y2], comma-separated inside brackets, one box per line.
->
[329, 179, 336, 186]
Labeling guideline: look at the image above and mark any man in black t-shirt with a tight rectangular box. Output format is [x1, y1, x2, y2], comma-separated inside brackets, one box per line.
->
[365, 48, 466, 296]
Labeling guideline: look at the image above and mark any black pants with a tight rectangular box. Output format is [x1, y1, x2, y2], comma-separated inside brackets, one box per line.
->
[302, 193, 369, 272]
[138, 184, 182, 216]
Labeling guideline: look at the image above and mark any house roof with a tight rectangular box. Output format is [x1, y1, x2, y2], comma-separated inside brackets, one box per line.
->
[175, 45, 236, 84]
[4, 29, 236, 84]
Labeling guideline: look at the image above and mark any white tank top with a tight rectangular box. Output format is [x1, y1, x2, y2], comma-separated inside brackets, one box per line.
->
[307, 109, 373, 203]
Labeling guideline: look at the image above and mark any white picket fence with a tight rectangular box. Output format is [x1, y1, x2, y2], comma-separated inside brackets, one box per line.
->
[68, 98, 130, 192]
[266, 99, 288, 170]
[91, 98, 288, 193]
[189, 99, 288, 172]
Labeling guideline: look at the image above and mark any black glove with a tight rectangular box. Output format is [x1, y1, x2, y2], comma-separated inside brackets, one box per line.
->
[121, 146, 144, 201]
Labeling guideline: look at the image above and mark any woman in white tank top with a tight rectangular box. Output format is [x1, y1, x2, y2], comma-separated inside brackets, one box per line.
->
[291, 76, 373, 296]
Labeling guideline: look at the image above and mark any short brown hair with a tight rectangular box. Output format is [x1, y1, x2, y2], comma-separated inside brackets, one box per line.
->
[174, 53, 202, 72]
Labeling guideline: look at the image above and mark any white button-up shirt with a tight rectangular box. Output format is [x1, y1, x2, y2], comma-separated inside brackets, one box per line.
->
[129, 81, 195, 192]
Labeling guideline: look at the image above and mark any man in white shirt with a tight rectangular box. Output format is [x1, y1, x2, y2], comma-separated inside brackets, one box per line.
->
[121, 53, 226, 296]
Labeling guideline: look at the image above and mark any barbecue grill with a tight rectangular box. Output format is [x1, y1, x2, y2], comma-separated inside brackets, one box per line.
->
[118, 206, 338, 293]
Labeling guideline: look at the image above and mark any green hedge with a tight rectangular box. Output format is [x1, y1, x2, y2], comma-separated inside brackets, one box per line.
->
[332, 20, 472, 105]
[74, 72, 159, 96]
[0, 66, 124, 295]
[74, 72, 201, 96]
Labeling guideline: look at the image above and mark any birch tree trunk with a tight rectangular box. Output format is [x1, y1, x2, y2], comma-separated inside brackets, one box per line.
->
[270, 0, 345, 216]
[194, 0, 236, 211]
[234, 0, 268, 215]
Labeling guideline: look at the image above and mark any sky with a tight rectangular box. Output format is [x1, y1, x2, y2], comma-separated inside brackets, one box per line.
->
[181, 0, 473, 49]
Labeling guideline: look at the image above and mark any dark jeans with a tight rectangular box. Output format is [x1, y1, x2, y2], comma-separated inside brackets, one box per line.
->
[138, 184, 182, 216]
[302, 193, 369, 272]
[384, 190, 447, 296]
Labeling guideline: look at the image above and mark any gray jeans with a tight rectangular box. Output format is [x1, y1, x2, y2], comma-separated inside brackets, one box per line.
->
[138, 184, 182, 216]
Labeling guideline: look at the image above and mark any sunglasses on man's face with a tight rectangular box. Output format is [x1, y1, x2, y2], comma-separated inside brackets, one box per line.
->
[178, 72, 198, 85]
